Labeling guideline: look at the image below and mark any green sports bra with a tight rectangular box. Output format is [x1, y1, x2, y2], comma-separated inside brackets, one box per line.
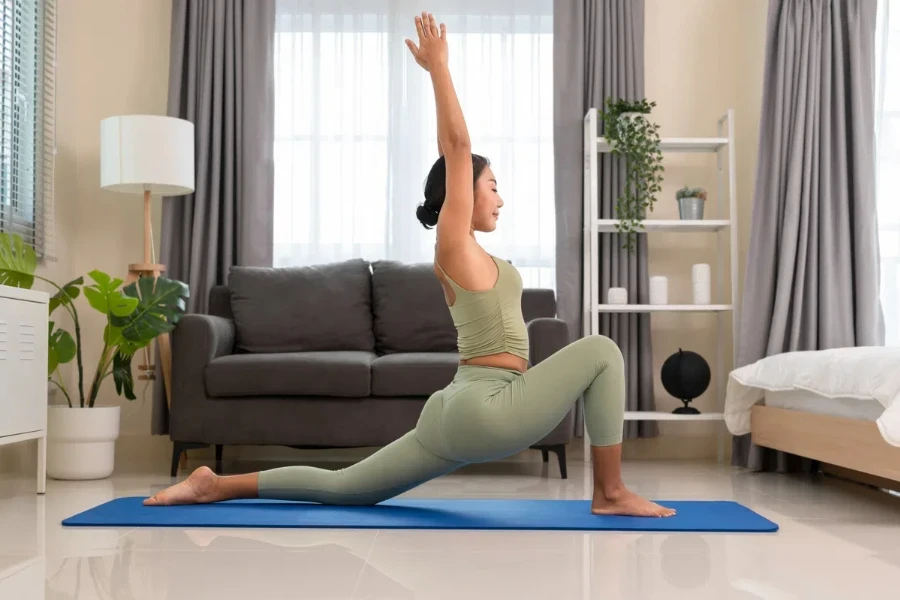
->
[435, 255, 530, 362]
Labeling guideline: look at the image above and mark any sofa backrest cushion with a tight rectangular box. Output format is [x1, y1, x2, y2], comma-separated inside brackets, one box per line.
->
[228, 259, 375, 353]
[371, 260, 457, 353]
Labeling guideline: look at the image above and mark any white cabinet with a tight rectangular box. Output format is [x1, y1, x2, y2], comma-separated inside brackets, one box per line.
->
[0, 285, 48, 494]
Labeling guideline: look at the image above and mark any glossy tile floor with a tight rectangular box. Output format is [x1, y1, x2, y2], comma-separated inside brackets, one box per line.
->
[2, 454, 900, 599]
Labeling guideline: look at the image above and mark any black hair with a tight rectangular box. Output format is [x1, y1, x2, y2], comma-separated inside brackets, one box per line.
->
[415, 154, 491, 229]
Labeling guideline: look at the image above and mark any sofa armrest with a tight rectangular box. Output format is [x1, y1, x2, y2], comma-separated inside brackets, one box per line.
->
[175, 314, 235, 365]
[527, 317, 569, 366]
[527, 317, 575, 464]
[166, 315, 235, 438]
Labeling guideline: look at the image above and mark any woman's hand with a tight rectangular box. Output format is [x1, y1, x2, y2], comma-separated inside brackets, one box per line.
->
[405, 12, 447, 72]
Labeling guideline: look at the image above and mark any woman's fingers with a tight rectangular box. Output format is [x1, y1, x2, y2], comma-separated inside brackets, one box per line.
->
[440, 22, 446, 39]
[428, 13, 439, 36]
[415, 15, 426, 41]
[420, 12, 430, 37]
[405, 38, 419, 56]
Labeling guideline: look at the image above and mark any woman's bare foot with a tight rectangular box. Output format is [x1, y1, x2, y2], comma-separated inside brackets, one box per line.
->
[143, 466, 221, 506]
[591, 485, 676, 518]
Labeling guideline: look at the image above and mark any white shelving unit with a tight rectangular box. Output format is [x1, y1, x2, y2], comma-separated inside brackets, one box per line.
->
[595, 304, 732, 313]
[582, 108, 739, 462]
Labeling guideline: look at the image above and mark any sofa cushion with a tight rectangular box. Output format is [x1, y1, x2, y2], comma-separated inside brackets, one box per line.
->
[370, 261, 457, 353]
[371, 352, 459, 397]
[205, 351, 376, 398]
[228, 260, 375, 353]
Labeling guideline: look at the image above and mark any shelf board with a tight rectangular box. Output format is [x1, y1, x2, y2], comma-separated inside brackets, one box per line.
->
[596, 137, 728, 153]
[595, 304, 732, 313]
[624, 411, 725, 421]
[596, 219, 730, 233]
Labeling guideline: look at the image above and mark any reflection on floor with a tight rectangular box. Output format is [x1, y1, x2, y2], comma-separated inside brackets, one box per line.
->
[2, 453, 900, 599]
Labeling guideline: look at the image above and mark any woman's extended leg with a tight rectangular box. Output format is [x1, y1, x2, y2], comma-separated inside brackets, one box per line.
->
[443, 335, 674, 517]
[145, 411, 465, 507]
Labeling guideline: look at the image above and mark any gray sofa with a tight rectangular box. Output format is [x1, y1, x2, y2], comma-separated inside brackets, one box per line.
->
[164, 258, 574, 478]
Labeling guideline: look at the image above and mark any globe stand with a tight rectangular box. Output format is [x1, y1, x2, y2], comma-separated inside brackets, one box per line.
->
[673, 402, 701, 415]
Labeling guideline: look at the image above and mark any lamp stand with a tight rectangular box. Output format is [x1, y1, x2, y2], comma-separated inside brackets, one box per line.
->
[126, 189, 173, 406]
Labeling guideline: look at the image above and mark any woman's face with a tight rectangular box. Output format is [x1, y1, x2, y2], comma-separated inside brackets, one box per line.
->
[471, 166, 503, 232]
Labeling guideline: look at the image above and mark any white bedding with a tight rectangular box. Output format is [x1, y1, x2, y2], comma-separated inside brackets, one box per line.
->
[725, 347, 900, 447]
[764, 389, 885, 421]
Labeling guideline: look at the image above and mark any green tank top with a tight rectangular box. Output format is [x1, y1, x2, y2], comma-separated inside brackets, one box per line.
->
[436, 255, 530, 362]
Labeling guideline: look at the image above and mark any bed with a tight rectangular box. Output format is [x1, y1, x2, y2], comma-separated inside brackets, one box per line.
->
[725, 347, 900, 484]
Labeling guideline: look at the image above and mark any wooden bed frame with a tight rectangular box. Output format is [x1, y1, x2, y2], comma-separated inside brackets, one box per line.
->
[751, 405, 900, 485]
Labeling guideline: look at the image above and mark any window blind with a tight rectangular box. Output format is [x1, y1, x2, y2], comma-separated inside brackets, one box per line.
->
[0, 0, 56, 257]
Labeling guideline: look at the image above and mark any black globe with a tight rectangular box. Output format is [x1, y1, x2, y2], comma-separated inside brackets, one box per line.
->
[661, 349, 710, 409]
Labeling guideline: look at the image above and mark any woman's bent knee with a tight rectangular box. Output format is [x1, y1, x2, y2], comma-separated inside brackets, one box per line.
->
[579, 335, 624, 364]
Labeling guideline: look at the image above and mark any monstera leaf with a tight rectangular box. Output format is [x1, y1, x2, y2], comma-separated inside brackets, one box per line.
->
[49, 277, 84, 314]
[48, 321, 76, 375]
[83, 270, 138, 318]
[0, 232, 37, 288]
[115, 276, 190, 344]
[112, 351, 136, 400]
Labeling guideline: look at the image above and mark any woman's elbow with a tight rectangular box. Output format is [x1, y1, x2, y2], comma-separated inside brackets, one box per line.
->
[443, 134, 471, 152]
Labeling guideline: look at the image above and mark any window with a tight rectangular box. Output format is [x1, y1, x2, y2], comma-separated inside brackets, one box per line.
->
[0, 0, 56, 256]
[877, 0, 900, 344]
[273, 0, 555, 288]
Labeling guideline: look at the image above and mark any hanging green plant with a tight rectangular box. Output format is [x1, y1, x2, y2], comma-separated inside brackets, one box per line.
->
[598, 98, 665, 251]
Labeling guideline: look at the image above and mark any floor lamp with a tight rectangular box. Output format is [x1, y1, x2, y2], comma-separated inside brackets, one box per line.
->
[100, 115, 195, 405]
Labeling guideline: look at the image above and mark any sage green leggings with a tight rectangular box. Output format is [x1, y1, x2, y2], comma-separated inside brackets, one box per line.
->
[257, 335, 625, 505]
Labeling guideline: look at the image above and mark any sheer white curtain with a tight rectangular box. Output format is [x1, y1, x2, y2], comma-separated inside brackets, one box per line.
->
[273, 0, 555, 288]
[877, 0, 900, 344]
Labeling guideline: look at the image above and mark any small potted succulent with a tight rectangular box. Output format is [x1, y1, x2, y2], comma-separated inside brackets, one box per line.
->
[675, 186, 707, 220]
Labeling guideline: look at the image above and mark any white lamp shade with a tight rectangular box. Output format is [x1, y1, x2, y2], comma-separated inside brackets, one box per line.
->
[100, 115, 195, 195]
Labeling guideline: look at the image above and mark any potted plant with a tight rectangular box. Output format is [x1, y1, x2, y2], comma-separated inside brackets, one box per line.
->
[598, 97, 665, 251]
[0, 232, 189, 480]
[675, 186, 707, 220]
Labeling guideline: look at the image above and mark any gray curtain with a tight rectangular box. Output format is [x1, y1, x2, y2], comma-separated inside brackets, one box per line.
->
[554, 0, 656, 439]
[152, 0, 276, 435]
[733, 0, 883, 469]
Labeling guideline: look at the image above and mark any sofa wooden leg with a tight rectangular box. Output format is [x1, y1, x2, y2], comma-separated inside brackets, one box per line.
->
[215, 444, 224, 473]
[533, 444, 567, 479]
[555, 445, 567, 479]
[170, 443, 184, 477]
[171, 442, 208, 477]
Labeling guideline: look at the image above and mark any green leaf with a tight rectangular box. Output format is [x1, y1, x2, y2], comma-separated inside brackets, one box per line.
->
[83, 286, 108, 314]
[88, 269, 112, 289]
[109, 292, 139, 318]
[49, 277, 84, 314]
[87, 270, 123, 294]
[0, 232, 38, 289]
[118, 337, 147, 357]
[104, 323, 124, 347]
[116, 276, 190, 344]
[48, 322, 76, 376]
[84, 270, 137, 318]
[112, 351, 136, 400]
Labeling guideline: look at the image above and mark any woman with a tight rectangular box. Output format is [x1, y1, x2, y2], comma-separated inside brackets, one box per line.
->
[145, 13, 674, 518]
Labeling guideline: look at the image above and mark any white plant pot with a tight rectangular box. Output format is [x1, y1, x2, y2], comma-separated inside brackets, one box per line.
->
[47, 406, 120, 480]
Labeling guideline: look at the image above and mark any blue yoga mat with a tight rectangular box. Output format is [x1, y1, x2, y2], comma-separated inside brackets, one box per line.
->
[62, 498, 777, 533]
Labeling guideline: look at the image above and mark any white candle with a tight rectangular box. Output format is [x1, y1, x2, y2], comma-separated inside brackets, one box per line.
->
[692, 263, 711, 305]
[649, 276, 668, 305]
[607, 287, 628, 305]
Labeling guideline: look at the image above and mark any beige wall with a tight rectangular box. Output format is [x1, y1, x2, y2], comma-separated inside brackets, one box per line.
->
[1, 0, 172, 472]
[2, 0, 769, 473]
[625, 0, 768, 456]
